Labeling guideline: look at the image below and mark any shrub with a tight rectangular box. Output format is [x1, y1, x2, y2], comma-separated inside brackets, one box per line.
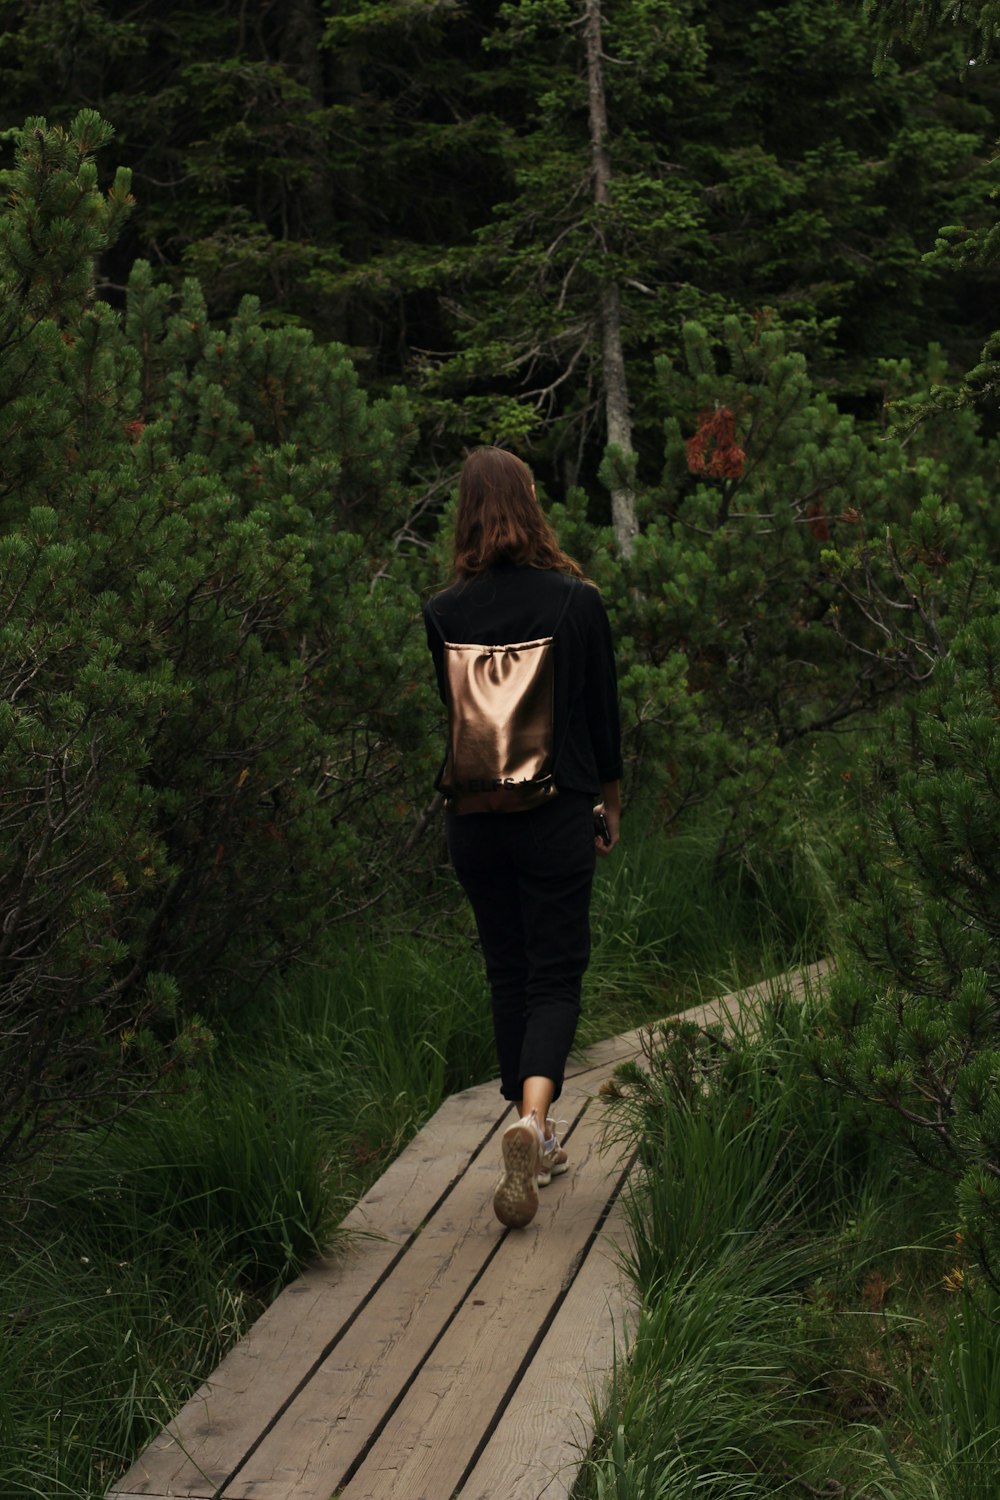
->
[0, 113, 426, 1177]
[818, 609, 1000, 1282]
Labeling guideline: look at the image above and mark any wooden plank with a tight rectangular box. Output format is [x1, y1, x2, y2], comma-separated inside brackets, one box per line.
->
[330, 1100, 625, 1500]
[680, 959, 829, 1033]
[459, 1192, 636, 1500]
[215, 1114, 554, 1497]
[108, 1088, 513, 1499]
[109, 962, 829, 1500]
[565, 960, 828, 1080]
[221, 1092, 612, 1499]
[565, 1027, 649, 1075]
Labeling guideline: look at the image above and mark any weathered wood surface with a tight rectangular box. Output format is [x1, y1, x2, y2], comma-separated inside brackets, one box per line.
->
[108, 962, 826, 1500]
[450, 1193, 634, 1500]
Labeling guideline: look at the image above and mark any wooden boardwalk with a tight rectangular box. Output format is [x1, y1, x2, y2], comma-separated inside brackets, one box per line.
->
[109, 965, 823, 1500]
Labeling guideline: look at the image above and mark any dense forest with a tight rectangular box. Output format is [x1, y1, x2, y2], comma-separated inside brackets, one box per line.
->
[4, 1, 1000, 1494]
[3, 0, 999, 443]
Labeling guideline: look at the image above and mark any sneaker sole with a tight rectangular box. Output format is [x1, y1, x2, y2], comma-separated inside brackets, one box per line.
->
[494, 1124, 540, 1228]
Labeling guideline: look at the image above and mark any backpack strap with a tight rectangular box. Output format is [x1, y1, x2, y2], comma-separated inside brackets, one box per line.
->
[425, 598, 447, 642]
[550, 578, 576, 638]
[427, 576, 577, 644]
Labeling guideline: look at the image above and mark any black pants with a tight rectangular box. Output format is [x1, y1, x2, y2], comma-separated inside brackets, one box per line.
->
[447, 792, 597, 1104]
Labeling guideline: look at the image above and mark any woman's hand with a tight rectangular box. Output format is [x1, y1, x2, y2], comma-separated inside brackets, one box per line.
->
[595, 782, 621, 858]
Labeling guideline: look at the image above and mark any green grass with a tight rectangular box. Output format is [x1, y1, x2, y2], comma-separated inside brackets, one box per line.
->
[575, 980, 1000, 1499]
[0, 812, 832, 1496]
[583, 801, 828, 1041]
[1, 1189, 261, 1497]
[0, 925, 499, 1498]
[237, 925, 498, 1179]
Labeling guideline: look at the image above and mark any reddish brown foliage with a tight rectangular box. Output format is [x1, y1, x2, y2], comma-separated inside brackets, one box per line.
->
[685, 407, 746, 481]
[807, 500, 830, 541]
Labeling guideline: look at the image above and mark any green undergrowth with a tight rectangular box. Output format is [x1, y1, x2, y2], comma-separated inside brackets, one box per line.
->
[576, 982, 1000, 1499]
[0, 929, 497, 1499]
[0, 812, 828, 1497]
[581, 798, 828, 1042]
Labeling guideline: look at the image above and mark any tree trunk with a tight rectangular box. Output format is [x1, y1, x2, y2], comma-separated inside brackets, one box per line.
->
[281, 0, 335, 243]
[583, 0, 638, 556]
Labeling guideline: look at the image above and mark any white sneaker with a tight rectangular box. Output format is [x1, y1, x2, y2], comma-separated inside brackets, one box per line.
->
[536, 1119, 569, 1187]
[493, 1111, 543, 1228]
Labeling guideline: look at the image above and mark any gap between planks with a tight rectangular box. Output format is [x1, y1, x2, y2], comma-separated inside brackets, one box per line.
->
[221, 1086, 628, 1497]
[108, 961, 827, 1500]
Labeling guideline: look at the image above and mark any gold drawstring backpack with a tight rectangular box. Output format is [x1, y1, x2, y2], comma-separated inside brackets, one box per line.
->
[429, 588, 574, 814]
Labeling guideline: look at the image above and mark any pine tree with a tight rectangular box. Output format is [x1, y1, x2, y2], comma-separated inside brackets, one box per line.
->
[0, 0, 499, 351]
[546, 316, 998, 848]
[860, 0, 1000, 433]
[3, 0, 992, 479]
[818, 613, 1000, 1281]
[865, 0, 1000, 61]
[411, 0, 996, 522]
[806, 0, 1000, 1289]
[0, 113, 425, 1176]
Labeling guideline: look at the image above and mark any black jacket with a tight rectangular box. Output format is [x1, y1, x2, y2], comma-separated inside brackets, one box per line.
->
[424, 564, 623, 797]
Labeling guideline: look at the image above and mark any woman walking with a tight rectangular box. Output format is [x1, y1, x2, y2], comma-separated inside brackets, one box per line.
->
[424, 447, 622, 1229]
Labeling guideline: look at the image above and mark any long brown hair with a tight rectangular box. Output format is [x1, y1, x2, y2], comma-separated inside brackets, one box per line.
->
[452, 447, 584, 579]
